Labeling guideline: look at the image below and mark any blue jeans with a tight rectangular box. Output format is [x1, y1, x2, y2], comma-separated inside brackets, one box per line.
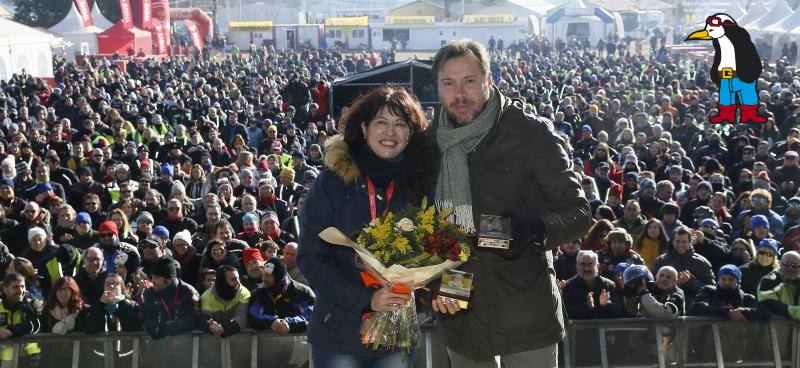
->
[719, 77, 758, 106]
[311, 345, 414, 368]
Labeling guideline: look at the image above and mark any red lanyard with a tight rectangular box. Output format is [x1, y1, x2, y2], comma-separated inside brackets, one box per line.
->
[366, 177, 394, 221]
[160, 285, 180, 316]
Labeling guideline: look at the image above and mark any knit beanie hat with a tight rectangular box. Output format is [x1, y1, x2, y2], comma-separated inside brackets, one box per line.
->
[28, 227, 46, 243]
[151, 256, 178, 279]
[98, 221, 119, 237]
[718, 264, 742, 283]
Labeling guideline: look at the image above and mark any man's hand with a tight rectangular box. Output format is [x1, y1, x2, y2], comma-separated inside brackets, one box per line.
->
[728, 308, 748, 321]
[556, 279, 566, 290]
[209, 321, 224, 336]
[586, 292, 595, 310]
[432, 296, 462, 315]
[692, 229, 705, 245]
[270, 319, 291, 334]
[677, 271, 693, 286]
[598, 289, 611, 307]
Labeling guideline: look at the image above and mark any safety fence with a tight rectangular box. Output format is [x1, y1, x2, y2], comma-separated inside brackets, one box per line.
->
[2, 317, 797, 367]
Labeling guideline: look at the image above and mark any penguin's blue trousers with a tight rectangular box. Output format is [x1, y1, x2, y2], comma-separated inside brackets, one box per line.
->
[719, 77, 758, 106]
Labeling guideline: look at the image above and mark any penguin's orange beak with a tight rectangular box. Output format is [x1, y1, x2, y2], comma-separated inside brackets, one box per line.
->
[686, 29, 712, 41]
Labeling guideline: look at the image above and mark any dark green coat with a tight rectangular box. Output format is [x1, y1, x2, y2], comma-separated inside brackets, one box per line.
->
[431, 91, 592, 358]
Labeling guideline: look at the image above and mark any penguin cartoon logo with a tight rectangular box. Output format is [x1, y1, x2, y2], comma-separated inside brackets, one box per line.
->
[686, 13, 766, 124]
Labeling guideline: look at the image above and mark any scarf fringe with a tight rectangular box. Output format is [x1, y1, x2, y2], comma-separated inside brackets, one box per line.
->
[436, 199, 476, 233]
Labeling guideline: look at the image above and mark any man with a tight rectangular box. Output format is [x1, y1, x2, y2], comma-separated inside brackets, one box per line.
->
[554, 240, 580, 283]
[158, 199, 199, 236]
[0, 273, 41, 368]
[241, 248, 265, 291]
[637, 178, 666, 220]
[693, 218, 730, 274]
[92, 221, 140, 276]
[257, 182, 290, 222]
[691, 264, 770, 321]
[431, 39, 591, 367]
[653, 226, 716, 300]
[614, 199, 648, 243]
[623, 265, 685, 318]
[758, 251, 800, 319]
[248, 257, 314, 334]
[139, 236, 171, 276]
[563, 251, 627, 319]
[141, 256, 199, 338]
[282, 242, 309, 286]
[597, 228, 645, 280]
[200, 265, 250, 338]
[22, 227, 80, 296]
[75, 247, 109, 305]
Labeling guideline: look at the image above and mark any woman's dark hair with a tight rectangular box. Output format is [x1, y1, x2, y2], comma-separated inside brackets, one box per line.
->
[595, 205, 616, 221]
[340, 85, 437, 202]
[44, 276, 84, 312]
[633, 218, 670, 255]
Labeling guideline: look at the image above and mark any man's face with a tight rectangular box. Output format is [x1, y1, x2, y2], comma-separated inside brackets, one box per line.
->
[263, 270, 276, 288]
[283, 246, 297, 266]
[22, 203, 39, 222]
[151, 275, 172, 291]
[437, 55, 491, 126]
[656, 269, 677, 290]
[577, 255, 599, 282]
[2, 280, 25, 303]
[263, 218, 279, 234]
[245, 260, 263, 278]
[673, 234, 691, 254]
[718, 275, 739, 290]
[609, 241, 626, 256]
[225, 270, 241, 290]
[100, 231, 117, 246]
[624, 205, 640, 221]
[84, 250, 104, 276]
[202, 274, 215, 290]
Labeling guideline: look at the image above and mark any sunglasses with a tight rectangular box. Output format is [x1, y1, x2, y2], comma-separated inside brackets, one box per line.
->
[733, 247, 748, 253]
[138, 219, 153, 225]
[168, 207, 181, 211]
[140, 243, 158, 249]
[758, 251, 775, 257]
[706, 16, 738, 27]
[751, 197, 768, 204]
[211, 248, 226, 254]
[99, 233, 115, 239]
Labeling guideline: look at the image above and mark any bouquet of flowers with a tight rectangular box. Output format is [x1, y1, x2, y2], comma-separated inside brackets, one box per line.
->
[318, 198, 471, 353]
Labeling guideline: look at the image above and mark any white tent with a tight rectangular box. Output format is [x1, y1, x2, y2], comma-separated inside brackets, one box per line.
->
[49, 2, 101, 60]
[737, 0, 768, 27]
[543, 0, 624, 45]
[0, 18, 55, 80]
[747, 0, 792, 31]
[91, 1, 114, 30]
[763, 6, 800, 33]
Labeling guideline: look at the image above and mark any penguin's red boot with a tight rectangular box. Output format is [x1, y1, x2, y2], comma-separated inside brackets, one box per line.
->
[740, 105, 766, 123]
[710, 104, 736, 124]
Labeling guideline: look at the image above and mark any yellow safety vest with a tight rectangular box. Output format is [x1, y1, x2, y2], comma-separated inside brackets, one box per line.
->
[0, 303, 40, 360]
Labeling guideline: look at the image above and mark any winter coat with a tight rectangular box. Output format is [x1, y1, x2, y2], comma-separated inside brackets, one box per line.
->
[757, 271, 800, 319]
[653, 247, 716, 298]
[429, 90, 592, 358]
[563, 275, 627, 319]
[248, 278, 314, 333]
[140, 279, 200, 339]
[690, 285, 771, 321]
[298, 135, 416, 356]
[739, 261, 776, 295]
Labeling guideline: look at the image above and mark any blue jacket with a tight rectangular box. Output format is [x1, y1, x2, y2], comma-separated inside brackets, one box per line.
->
[297, 136, 413, 356]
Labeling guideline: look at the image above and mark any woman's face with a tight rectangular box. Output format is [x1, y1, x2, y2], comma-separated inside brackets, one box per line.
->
[733, 244, 751, 263]
[739, 197, 752, 210]
[111, 215, 124, 231]
[361, 107, 411, 161]
[56, 286, 72, 307]
[220, 185, 232, 197]
[210, 245, 226, 261]
[647, 223, 660, 238]
[192, 166, 202, 179]
[710, 196, 725, 209]
[754, 226, 769, 239]
[174, 240, 188, 255]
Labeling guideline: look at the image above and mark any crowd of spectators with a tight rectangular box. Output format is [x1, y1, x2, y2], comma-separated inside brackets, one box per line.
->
[0, 31, 799, 365]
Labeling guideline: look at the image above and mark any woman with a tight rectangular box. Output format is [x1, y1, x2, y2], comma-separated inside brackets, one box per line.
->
[585, 142, 617, 178]
[307, 144, 324, 169]
[108, 209, 138, 245]
[173, 230, 201, 288]
[709, 192, 733, 227]
[198, 238, 243, 276]
[298, 86, 435, 367]
[730, 191, 752, 220]
[632, 218, 670, 269]
[8, 258, 44, 302]
[739, 238, 779, 294]
[186, 164, 210, 200]
[728, 238, 755, 267]
[41, 276, 85, 334]
[582, 219, 614, 252]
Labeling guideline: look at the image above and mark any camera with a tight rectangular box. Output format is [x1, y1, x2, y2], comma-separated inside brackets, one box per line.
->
[622, 265, 654, 297]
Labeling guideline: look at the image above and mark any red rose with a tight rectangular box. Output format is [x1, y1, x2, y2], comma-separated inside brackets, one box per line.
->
[445, 244, 461, 261]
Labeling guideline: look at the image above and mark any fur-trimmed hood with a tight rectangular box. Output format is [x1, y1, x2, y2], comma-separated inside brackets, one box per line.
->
[323, 135, 361, 184]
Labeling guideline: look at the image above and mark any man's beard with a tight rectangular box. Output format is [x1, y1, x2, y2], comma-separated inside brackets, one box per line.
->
[579, 270, 597, 282]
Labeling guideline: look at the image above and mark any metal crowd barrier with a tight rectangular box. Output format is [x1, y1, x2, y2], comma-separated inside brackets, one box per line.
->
[2, 317, 798, 368]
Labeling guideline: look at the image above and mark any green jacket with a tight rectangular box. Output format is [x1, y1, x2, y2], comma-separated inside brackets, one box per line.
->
[431, 89, 592, 358]
[758, 270, 800, 319]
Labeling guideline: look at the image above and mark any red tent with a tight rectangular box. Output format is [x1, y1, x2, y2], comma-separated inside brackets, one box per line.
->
[97, 22, 153, 55]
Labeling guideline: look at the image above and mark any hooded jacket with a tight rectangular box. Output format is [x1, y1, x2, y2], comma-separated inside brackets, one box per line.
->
[298, 135, 417, 356]
[691, 285, 770, 321]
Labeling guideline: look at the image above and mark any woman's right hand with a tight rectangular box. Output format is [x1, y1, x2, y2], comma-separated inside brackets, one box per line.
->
[370, 288, 410, 313]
